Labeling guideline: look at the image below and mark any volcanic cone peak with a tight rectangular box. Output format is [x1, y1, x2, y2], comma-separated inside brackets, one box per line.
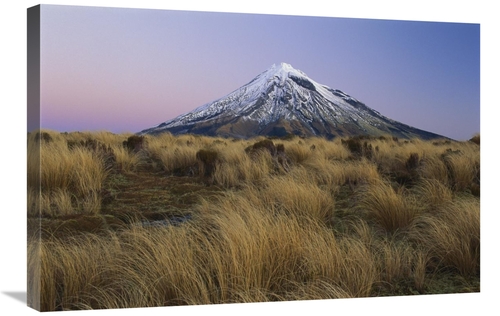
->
[264, 62, 308, 80]
[140, 63, 444, 140]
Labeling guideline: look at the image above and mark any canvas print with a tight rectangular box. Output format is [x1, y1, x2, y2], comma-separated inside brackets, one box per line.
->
[27, 4, 480, 312]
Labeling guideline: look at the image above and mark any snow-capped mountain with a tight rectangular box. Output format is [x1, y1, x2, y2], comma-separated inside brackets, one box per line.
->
[139, 62, 444, 140]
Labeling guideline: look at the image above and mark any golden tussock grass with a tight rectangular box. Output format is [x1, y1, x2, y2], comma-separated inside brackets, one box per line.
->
[27, 131, 480, 310]
[303, 156, 365, 187]
[412, 178, 453, 210]
[442, 149, 480, 192]
[419, 155, 451, 186]
[285, 142, 313, 165]
[357, 179, 421, 233]
[31, 205, 370, 310]
[148, 142, 199, 173]
[409, 197, 480, 276]
[184, 194, 373, 300]
[27, 188, 74, 217]
[311, 136, 352, 160]
[109, 143, 142, 172]
[246, 173, 335, 223]
[28, 131, 109, 216]
[213, 147, 274, 187]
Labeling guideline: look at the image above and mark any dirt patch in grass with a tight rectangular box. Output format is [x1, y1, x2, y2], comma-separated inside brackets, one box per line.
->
[103, 169, 225, 215]
[32, 165, 226, 240]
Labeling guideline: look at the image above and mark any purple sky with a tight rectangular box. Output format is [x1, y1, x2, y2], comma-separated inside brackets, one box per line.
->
[37, 4, 480, 140]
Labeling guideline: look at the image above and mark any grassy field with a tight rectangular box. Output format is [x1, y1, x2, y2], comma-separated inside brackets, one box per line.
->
[27, 130, 480, 311]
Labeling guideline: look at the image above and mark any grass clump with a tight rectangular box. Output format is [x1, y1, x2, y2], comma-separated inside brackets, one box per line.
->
[147, 142, 198, 175]
[28, 132, 109, 216]
[469, 133, 480, 145]
[196, 149, 219, 179]
[123, 135, 145, 152]
[245, 139, 277, 156]
[341, 136, 374, 159]
[358, 180, 421, 233]
[441, 148, 480, 193]
[409, 197, 480, 276]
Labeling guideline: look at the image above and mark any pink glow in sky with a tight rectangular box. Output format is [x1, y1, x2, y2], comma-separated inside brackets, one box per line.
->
[37, 4, 479, 140]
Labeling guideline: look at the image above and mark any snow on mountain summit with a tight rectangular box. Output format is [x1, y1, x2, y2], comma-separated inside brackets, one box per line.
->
[139, 63, 444, 140]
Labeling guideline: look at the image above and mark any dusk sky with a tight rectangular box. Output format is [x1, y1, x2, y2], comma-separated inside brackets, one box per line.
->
[37, 4, 480, 140]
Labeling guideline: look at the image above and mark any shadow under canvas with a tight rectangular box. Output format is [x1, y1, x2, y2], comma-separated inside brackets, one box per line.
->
[2, 292, 27, 305]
